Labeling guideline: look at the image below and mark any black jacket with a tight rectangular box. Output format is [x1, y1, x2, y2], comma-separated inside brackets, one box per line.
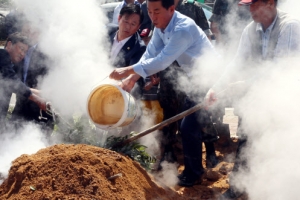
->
[0, 49, 31, 119]
[109, 28, 146, 99]
[12, 46, 51, 122]
[109, 28, 146, 68]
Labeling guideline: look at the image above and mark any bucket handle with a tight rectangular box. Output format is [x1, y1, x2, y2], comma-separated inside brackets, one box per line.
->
[91, 76, 109, 89]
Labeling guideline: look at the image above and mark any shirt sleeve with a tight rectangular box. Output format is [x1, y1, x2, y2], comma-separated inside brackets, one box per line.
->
[133, 28, 194, 78]
[209, 0, 227, 23]
[275, 20, 300, 58]
[194, 2, 211, 34]
[1, 63, 31, 98]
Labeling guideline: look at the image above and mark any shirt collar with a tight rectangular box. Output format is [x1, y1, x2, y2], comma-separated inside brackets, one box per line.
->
[113, 31, 132, 44]
[256, 12, 278, 33]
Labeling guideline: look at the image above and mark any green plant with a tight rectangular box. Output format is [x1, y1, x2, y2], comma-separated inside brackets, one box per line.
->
[54, 116, 156, 170]
[104, 132, 156, 170]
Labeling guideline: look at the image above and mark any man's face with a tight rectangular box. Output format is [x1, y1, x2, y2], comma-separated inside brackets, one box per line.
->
[6, 41, 28, 64]
[249, 0, 273, 23]
[147, 1, 175, 29]
[118, 13, 141, 39]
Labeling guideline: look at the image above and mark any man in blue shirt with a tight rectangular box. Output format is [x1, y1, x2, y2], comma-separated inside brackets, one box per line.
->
[109, 0, 216, 187]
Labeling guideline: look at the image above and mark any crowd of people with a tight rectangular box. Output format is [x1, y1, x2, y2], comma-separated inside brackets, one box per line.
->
[108, 0, 300, 199]
[0, 0, 299, 199]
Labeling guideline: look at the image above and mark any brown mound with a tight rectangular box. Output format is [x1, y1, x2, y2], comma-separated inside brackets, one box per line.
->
[0, 144, 179, 200]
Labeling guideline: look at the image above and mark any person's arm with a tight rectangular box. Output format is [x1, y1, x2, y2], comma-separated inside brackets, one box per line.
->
[111, 29, 193, 79]
[28, 92, 47, 111]
[110, 26, 213, 79]
[275, 20, 300, 57]
[194, 2, 212, 38]
[2, 62, 47, 111]
[109, 27, 164, 80]
[133, 28, 201, 78]
[119, 74, 141, 92]
[209, 0, 226, 43]
[210, 20, 221, 42]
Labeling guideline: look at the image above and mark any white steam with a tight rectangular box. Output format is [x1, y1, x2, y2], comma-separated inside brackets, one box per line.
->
[154, 161, 179, 188]
[0, 0, 114, 182]
[2, 1, 300, 198]
[15, 0, 113, 116]
[233, 58, 300, 199]
[182, 1, 300, 199]
[0, 123, 48, 184]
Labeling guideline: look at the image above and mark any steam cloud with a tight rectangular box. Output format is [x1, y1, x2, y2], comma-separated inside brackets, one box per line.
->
[14, 0, 114, 116]
[0, 0, 114, 181]
[0, 123, 48, 184]
[1, 0, 300, 198]
[178, 0, 300, 199]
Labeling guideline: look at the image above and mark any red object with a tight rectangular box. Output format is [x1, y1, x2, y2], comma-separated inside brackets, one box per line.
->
[140, 28, 150, 37]
[238, 0, 258, 5]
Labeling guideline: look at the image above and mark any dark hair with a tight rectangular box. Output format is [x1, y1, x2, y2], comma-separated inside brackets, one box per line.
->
[119, 4, 144, 24]
[262, 0, 278, 6]
[5, 32, 29, 47]
[147, 0, 174, 10]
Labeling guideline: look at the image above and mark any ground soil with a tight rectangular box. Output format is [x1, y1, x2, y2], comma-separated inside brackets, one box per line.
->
[0, 144, 177, 200]
[0, 124, 247, 200]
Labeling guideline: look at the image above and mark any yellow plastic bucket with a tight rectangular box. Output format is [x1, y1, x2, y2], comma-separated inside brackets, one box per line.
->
[87, 84, 138, 129]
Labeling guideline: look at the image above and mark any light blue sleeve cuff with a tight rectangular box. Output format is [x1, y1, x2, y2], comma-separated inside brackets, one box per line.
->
[133, 63, 147, 78]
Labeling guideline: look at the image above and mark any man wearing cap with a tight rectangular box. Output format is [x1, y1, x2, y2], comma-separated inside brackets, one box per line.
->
[205, 0, 300, 198]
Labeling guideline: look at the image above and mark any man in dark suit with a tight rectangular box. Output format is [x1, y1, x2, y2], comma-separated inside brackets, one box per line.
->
[109, 4, 146, 100]
[11, 24, 53, 129]
[109, 4, 146, 69]
[0, 32, 46, 128]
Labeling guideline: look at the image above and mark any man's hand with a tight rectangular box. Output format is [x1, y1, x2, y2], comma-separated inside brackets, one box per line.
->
[144, 74, 160, 91]
[30, 88, 40, 96]
[204, 88, 217, 108]
[119, 74, 141, 92]
[28, 93, 47, 111]
[109, 66, 135, 80]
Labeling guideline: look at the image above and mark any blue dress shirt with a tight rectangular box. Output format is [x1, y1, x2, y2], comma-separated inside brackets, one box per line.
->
[133, 11, 216, 78]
